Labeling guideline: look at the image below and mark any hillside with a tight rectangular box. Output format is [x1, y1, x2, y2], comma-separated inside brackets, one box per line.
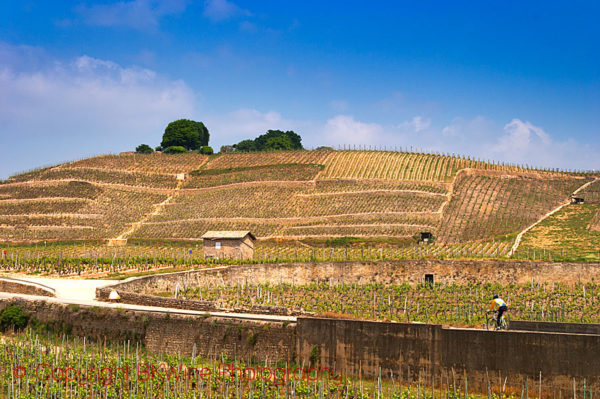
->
[0, 150, 596, 259]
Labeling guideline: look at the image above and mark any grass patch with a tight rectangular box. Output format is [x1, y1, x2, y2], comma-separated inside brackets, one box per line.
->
[518, 203, 600, 261]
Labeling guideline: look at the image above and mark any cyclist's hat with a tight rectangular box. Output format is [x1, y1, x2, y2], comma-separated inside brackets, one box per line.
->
[493, 294, 499, 299]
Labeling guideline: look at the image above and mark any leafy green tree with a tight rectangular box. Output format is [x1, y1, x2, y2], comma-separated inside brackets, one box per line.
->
[161, 119, 209, 151]
[254, 130, 302, 150]
[263, 135, 294, 150]
[220, 145, 235, 153]
[163, 146, 187, 154]
[135, 144, 154, 154]
[199, 146, 214, 155]
[0, 305, 29, 331]
[233, 130, 303, 152]
[234, 139, 257, 152]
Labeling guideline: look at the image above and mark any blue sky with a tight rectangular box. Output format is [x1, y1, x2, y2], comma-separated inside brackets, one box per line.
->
[1, 0, 598, 178]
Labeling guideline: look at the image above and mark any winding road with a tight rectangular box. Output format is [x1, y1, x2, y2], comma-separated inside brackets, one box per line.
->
[0, 275, 296, 323]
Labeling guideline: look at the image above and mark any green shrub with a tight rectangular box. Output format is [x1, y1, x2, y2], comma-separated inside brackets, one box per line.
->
[0, 305, 29, 331]
[135, 144, 154, 154]
[199, 146, 214, 155]
[163, 146, 187, 154]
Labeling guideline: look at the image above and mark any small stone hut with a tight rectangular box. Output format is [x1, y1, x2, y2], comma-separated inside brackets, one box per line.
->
[571, 196, 584, 204]
[201, 231, 256, 260]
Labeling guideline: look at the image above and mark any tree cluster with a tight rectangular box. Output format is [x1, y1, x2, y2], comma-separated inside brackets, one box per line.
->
[135, 121, 304, 155]
[161, 119, 209, 151]
[135, 119, 211, 155]
[233, 130, 303, 152]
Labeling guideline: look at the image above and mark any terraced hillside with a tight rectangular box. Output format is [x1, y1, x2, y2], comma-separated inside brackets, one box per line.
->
[0, 153, 208, 242]
[0, 150, 595, 252]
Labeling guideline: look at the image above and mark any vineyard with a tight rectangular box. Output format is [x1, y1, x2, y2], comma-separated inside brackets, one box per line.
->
[320, 151, 534, 182]
[436, 172, 588, 243]
[0, 240, 514, 277]
[201, 150, 331, 170]
[516, 203, 600, 262]
[173, 280, 600, 326]
[578, 178, 600, 203]
[591, 209, 600, 232]
[57, 152, 209, 174]
[183, 164, 323, 188]
[0, 150, 596, 260]
[0, 326, 532, 399]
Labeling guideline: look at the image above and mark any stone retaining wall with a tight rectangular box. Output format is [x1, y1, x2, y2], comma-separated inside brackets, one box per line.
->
[2, 298, 598, 396]
[103, 261, 597, 297]
[96, 260, 596, 318]
[297, 317, 600, 395]
[510, 320, 600, 335]
[0, 278, 55, 297]
[0, 298, 296, 363]
[95, 287, 296, 316]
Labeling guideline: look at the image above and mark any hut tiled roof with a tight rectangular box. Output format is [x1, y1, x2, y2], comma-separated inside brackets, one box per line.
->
[201, 231, 256, 240]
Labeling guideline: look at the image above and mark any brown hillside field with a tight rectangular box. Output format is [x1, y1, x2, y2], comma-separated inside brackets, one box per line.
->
[0, 150, 595, 248]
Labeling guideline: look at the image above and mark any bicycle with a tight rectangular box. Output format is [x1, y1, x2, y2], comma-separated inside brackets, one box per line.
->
[485, 310, 509, 331]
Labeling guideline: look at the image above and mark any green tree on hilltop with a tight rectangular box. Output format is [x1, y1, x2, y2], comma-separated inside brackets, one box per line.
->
[264, 135, 294, 150]
[234, 130, 303, 152]
[254, 130, 302, 150]
[135, 144, 154, 154]
[234, 139, 257, 152]
[161, 119, 209, 151]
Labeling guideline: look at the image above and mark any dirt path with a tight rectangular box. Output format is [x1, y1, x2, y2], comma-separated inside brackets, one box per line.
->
[295, 189, 447, 198]
[179, 179, 315, 192]
[285, 223, 434, 229]
[508, 177, 599, 256]
[137, 211, 443, 225]
[108, 180, 184, 245]
[0, 197, 95, 203]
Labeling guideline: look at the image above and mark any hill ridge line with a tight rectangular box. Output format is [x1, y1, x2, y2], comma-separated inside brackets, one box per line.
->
[0, 179, 174, 193]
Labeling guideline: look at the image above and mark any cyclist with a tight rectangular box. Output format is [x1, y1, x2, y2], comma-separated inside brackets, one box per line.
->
[489, 294, 508, 328]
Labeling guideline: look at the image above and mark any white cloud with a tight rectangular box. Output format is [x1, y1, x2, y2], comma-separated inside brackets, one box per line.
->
[77, 0, 188, 30]
[487, 118, 597, 170]
[203, 0, 250, 22]
[322, 115, 385, 146]
[399, 116, 431, 132]
[0, 43, 197, 179]
[493, 118, 551, 154]
[436, 117, 599, 171]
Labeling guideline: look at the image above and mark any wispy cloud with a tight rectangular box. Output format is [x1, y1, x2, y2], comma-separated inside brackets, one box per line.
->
[322, 115, 386, 146]
[203, 0, 251, 22]
[77, 0, 187, 30]
[399, 116, 431, 132]
[487, 118, 596, 170]
[0, 42, 197, 179]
